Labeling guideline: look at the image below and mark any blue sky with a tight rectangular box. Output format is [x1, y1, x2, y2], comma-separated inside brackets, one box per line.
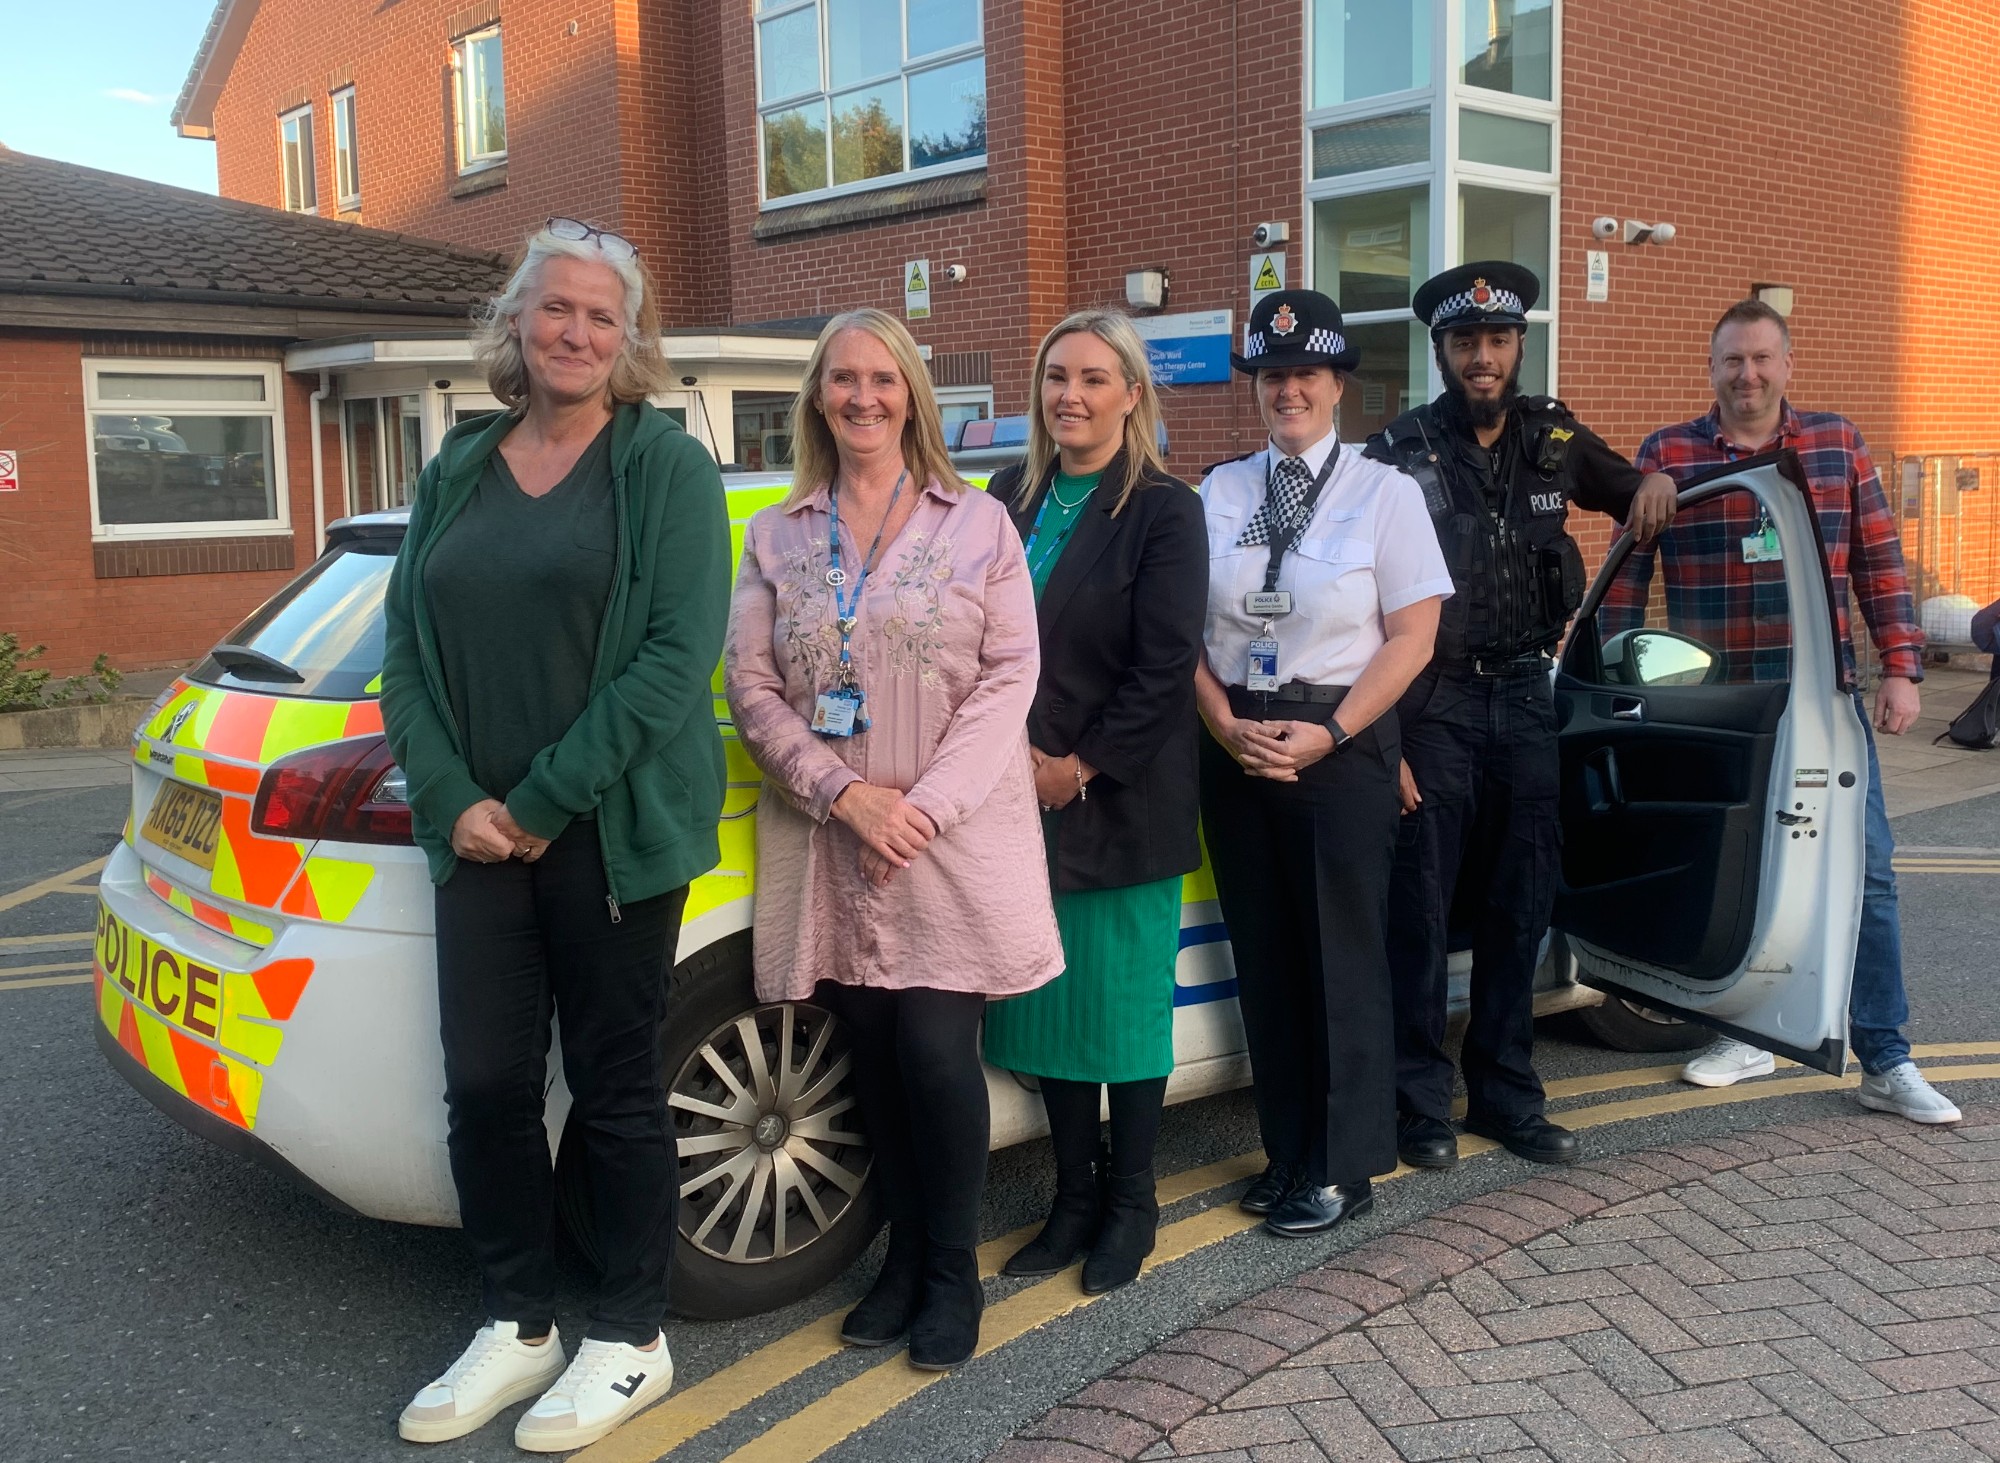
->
[1, 2, 221, 193]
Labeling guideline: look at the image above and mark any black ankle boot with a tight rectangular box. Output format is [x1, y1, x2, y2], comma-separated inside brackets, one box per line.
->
[907, 1245, 983, 1370]
[840, 1226, 926, 1347]
[1003, 1143, 1106, 1277]
[1081, 1167, 1157, 1295]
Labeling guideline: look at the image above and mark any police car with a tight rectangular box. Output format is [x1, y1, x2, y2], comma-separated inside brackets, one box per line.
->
[94, 446, 1864, 1319]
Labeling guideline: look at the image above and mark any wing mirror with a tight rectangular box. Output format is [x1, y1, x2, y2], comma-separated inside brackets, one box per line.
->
[1602, 629, 1720, 687]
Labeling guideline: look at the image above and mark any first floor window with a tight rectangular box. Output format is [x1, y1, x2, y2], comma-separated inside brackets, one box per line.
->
[453, 26, 506, 171]
[280, 105, 316, 213]
[332, 88, 360, 208]
[87, 362, 288, 537]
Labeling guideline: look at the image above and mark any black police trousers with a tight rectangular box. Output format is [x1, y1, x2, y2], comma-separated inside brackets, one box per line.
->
[1199, 688, 1401, 1188]
[1387, 664, 1559, 1123]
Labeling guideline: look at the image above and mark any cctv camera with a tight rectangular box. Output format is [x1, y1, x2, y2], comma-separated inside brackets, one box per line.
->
[1591, 217, 1619, 241]
[942, 264, 969, 284]
[1251, 221, 1290, 248]
[1649, 222, 1677, 246]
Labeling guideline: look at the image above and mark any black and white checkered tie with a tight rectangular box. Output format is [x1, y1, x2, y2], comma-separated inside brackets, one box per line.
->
[1238, 455, 1311, 547]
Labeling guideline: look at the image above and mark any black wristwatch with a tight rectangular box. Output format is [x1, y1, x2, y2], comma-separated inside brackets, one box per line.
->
[1327, 720, 1352, 754]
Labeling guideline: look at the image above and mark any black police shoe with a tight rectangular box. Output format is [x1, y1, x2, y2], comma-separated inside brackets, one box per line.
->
[1264, 1179, 1375, 1237]
[1462, 1111, 1580, 1165]
[1397, 1113, 1460, 1170]
[1239, 1160, 1299, 1216]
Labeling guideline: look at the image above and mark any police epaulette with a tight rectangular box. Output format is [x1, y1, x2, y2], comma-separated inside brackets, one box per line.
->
[1202, 451, 1259, 476]
[1522, 395, 1573, 417]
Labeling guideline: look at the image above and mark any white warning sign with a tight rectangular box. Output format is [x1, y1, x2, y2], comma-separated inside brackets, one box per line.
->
[1249, 251, 1286, 306]
[904, 259, 932, 320]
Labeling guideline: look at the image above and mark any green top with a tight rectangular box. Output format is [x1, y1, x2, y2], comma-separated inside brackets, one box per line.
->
[380, 402, 731, 904]
[1025, 469, 1102, 598]
[425, 422, 616, 802]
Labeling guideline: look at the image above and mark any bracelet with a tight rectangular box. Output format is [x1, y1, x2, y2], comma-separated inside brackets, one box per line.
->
[1072, 756, 1087, 802]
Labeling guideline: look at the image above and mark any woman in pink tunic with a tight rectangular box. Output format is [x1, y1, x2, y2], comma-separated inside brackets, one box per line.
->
[724, 308, 1061, 1371]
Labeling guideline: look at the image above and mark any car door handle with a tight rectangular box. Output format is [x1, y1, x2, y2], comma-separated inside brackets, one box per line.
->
[1609, 696, 1645, 722]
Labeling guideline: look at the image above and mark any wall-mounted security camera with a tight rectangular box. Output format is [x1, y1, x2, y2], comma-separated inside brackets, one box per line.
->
[1251, 221, 1290, 248]
[1623, 219, 1677, 245]
[679, 376, 698, 387]
[942, 264, 969, 284]
[1649, 222, 1677, 245]
[1591, 216, 1619, 241]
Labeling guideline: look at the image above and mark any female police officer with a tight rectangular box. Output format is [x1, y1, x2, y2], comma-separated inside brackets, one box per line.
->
[1194, 289, 1452, 1236]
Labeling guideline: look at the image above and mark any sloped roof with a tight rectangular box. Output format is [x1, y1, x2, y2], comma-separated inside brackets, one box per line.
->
[172, 0, 258, 140]
[0, 146, 509, 317]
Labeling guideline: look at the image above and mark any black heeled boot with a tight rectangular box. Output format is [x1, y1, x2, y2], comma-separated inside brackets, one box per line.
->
[907, 1244, 984, 1370]
[1002, 1139, 1107, 1277]
[1081, 1167, 1157, 1295]
[840, 1224, 927, 1347]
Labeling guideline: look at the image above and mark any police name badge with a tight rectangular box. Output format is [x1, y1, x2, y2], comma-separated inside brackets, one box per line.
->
[1244, 589, 1292, 617]
[811, 686, 863, 737]
[1246, 636, 1281, 693]
[1741, 523, 1783, 563]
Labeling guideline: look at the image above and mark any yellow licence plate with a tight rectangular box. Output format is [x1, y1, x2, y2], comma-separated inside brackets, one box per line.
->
[142, 782, 225, 871]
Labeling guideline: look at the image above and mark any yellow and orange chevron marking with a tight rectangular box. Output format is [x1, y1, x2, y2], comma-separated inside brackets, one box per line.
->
[144, 867, 275, 947]
[95, 900, 314, 1131]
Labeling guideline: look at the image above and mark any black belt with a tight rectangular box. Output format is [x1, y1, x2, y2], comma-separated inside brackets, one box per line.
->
[1225, 682, 1350, 717]
[1266, 680, 1348, 704]
[1453, 652, 1553, 679]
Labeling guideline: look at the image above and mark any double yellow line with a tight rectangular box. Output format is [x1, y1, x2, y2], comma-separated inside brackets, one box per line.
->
[577, 1045, 2000, 1463]
[1894, 855, 2000, 875]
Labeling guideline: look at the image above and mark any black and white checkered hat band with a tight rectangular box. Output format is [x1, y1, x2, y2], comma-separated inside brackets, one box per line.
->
[1428, 287, 1525, 327]
[1245, 327, 1348, 360]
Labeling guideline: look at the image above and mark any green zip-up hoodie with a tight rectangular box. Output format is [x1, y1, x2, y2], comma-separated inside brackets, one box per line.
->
[380, 401, 729, 911]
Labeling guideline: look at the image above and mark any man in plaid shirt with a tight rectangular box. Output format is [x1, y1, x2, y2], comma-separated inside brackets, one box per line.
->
[1614, 299, 1957, 1123]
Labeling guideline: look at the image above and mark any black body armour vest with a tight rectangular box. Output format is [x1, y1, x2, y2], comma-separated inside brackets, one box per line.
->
[1377, 396, 1589, 663]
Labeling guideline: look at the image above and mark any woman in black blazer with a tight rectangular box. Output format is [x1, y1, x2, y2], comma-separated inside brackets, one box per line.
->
[983, 309, 1207, 1294]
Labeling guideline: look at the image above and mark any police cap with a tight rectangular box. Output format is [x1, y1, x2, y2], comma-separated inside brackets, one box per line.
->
[1412, 260, 1540, 335]
[1231, 289, 1361, 375]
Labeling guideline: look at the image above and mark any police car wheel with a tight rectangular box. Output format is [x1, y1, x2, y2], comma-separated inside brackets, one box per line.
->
[554, 932, 884, 1321]
[1577, 994, 1713, 1054]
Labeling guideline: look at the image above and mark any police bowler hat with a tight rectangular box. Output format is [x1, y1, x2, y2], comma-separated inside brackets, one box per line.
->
[1412, 261, 1540, 335]
[1232, 289, 1361, 375]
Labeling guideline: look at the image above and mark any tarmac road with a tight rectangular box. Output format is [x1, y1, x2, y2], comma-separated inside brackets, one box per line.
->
[2, 775, 1996, 1463]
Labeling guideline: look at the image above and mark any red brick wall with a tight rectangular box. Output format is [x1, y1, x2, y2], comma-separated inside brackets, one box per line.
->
[0, 330, 333, 676]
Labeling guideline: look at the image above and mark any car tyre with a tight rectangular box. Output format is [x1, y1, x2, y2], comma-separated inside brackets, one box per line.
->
[555, 933, 883, 1321]
[1575, 993, 1713, 1053]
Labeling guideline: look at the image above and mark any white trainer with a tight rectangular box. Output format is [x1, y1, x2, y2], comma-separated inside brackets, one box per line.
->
[1857, 1062, 1963, 1124]
[1680, 1038, 1777, 1088]
[514, 1333, 674, 1453]
[398, 1320, 565, 1444]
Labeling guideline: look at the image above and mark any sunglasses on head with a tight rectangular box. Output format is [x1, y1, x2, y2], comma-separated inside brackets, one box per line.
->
[546, 217, 638, 262]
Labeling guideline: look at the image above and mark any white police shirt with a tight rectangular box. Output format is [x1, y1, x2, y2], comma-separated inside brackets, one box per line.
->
[1200, 432, 1454, 689]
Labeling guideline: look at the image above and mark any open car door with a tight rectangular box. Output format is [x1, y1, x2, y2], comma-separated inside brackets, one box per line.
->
[1553, 450, 1869, 1074]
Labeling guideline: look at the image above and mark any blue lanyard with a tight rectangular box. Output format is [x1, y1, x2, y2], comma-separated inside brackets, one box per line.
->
[827, 470, 906, 681]
[1023, 475, 1096, 574]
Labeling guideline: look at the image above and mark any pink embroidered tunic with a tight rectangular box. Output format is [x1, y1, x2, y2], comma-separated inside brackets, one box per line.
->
[724, 478, 1063, 1003]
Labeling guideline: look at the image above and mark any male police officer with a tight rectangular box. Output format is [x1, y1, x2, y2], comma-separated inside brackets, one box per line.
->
[1364, 261, 1677, 1169]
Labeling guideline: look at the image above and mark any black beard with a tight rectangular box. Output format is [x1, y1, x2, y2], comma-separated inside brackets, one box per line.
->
[1442, 358, 1525, 430]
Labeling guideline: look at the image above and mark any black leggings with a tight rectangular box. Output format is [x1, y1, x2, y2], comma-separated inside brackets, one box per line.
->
[817, 983, 989, 1250]
[1038, 1075, 1169, 1176]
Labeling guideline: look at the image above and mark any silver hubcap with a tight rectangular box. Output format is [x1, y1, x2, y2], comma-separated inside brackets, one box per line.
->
[669, 1002, 869, 1265]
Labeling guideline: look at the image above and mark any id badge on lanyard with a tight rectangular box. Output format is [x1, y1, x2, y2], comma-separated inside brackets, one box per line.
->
[814, 472, 905, 737]
[1741, 509, 1782, 564]
[1243, 447, 1338, 693]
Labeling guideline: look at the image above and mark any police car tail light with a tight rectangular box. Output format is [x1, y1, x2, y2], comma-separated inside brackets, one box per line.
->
[252, 735, 414, 845]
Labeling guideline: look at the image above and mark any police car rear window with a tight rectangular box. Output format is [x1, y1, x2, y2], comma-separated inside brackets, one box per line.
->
[190, 542, 394, 701]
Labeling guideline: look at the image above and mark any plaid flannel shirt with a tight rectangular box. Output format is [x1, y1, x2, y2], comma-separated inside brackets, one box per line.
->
[1601, 402, 1924, 685]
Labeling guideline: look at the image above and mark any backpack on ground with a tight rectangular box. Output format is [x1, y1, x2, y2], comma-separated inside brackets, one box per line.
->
[1934, 675, 2000, 750]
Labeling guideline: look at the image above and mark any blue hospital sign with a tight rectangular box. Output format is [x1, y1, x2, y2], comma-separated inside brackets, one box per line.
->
[1133, 309, 1234, 386]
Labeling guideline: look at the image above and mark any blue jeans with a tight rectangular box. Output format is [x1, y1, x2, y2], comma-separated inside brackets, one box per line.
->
[1852, 698, 1911, 1073]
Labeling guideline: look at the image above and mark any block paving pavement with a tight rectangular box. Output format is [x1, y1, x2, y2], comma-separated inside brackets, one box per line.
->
[988, 1108, 2000, 1462]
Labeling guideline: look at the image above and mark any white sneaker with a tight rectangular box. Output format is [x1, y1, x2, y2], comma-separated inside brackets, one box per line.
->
[1857, 1062, 1963, 1124]
[398, 1320, 565, 1443]
[1680, 1038, 1777, 1088]
[514, 1333, 674, 1453]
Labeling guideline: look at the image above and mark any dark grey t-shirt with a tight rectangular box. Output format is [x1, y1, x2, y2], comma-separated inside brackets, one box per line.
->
[424, 423, 617, 802]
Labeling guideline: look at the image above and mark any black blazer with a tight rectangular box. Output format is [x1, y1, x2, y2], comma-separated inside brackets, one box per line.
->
[997, 452, 1208, 894]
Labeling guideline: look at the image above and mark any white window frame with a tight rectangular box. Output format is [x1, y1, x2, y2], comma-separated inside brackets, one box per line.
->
[331, 86, 360, 210]
[452, 25, 508, 174]
[279, 104, 317, 214]
[1302, 0, 1561, 399]
[754, 0, 986, 210]
[83, 358, 292, 542]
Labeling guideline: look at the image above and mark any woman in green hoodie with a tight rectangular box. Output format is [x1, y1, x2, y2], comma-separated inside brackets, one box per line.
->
[381, 219, 728, 1454]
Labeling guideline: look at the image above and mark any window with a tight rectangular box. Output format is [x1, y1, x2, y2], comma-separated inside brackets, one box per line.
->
[733, 391, 798, 468]
[85, 361, 288, 539]
[1460, 0, 1553, 100]
[755, 0, 984, 204]
[342, 396, 423, 515]
[279, 105, 316, 213]
[453, 26, 506, 172]
[332, 87, 360, 209]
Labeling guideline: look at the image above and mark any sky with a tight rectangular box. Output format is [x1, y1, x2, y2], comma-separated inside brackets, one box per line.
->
[0, 1, 221, 193]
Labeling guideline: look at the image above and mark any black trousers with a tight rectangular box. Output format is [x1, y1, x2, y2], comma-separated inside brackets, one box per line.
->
[1198, 689, 1400, 1187]
[816, 983, 989, 1251]
[434, 824, 687, 1345]
[1388, 665, 1559, 1122]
